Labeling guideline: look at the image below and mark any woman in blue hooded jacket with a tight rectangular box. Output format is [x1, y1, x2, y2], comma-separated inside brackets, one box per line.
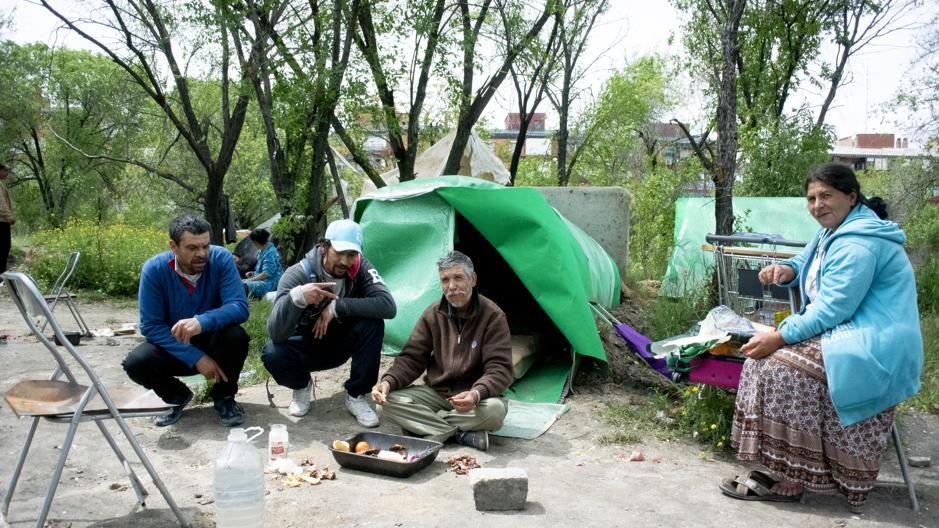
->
[720, 163, 923, 511]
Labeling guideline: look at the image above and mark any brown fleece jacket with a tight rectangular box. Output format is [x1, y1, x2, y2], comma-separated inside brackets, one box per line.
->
[381, 292, 513, 400]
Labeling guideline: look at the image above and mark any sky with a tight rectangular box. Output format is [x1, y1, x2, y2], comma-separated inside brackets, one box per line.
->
[5, 0, 931, 144]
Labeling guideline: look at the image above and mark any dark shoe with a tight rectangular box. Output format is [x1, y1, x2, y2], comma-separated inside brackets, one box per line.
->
[214, 396, 245, 427]
[155, 390, 193, 427]
[455, 430, 489, 451]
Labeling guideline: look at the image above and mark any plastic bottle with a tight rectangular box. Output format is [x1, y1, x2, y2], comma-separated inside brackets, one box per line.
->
[268, 424, 288, 461]
[214, 427, 265, 528]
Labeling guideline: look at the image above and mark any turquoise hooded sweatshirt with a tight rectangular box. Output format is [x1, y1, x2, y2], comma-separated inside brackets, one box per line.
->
[777, 203, 923, 427]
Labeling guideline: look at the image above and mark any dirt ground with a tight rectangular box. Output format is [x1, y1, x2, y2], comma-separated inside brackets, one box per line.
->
[1, 296, 938, 528]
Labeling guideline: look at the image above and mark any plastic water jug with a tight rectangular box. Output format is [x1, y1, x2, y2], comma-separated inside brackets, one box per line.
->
[214, 426, 265, 528]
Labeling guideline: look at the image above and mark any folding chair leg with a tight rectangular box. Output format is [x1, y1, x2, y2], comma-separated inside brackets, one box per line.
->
[64, 298, 91, 337]
[111, 416, 189, 527]
[36, 417, 82, 528]
[892, 423, 920, 513]
[94, 421, 148, 506]
[2, 416, 40, 517]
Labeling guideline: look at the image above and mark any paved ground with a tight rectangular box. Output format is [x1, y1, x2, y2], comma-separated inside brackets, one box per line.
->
[1, 297, 937, 527]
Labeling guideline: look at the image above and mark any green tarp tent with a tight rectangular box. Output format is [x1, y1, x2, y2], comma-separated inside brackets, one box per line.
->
[352, 176, 620, 403]
[661, 197, 821, 296]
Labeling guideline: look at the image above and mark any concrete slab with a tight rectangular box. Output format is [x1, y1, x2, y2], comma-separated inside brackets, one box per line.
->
[535, 186, 631, 278]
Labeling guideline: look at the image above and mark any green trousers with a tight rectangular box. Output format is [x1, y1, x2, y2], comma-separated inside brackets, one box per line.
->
[379, 385, 507, 442]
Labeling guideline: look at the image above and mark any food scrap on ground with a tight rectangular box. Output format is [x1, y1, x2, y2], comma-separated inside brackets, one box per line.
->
[447, 455, 481, 475]
[627, 450, 645, 462]
[266, 458, 336, 487]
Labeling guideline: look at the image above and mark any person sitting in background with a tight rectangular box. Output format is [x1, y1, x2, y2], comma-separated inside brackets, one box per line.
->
[243, 228, 282, 299]
[720, 163, 923, 512]
[371, 251, 513, 451]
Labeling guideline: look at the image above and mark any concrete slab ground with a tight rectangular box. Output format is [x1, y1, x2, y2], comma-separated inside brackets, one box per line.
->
[1, 298, 936, 528]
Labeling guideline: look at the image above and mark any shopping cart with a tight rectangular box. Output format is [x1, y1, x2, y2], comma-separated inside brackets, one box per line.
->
[704, 233, 806, 325]
[684, 233, 806, 389]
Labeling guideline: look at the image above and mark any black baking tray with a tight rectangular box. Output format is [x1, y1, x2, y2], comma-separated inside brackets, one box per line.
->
[328, 432, 442, 478]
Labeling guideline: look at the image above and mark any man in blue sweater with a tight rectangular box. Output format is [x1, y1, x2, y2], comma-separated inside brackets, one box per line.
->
[122, 215, 250, 427]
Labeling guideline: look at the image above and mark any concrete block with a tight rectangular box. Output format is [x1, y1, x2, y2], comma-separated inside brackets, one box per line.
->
[908, 456, 932, 468]
[534, 187, 631, 279]
[469, 467, 528, 511]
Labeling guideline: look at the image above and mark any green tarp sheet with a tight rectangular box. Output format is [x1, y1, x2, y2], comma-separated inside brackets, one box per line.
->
[660, 197, 821, 296]
[353, 176, 620, 403]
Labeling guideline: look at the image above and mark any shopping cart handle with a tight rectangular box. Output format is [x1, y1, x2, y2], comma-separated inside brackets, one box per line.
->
[705, 233, 806, 248]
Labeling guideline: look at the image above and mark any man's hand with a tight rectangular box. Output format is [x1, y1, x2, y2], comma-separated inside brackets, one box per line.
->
[171, 317, 202, 344]
[758, 264, 795, 286]
[195, 355, 229, 383]
[739, 330, 785, 360]
[371, 381, 391, 406]
[301, 282, 338, 306]
[312, 301, 335, 339]
[448, 391, 478, 413]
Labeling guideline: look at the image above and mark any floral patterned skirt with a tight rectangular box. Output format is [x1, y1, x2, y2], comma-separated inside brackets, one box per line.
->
[731, 336, 894, 507]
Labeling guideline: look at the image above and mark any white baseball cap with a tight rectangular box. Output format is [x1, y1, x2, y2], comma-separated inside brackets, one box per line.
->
[325, 219, 363, 253]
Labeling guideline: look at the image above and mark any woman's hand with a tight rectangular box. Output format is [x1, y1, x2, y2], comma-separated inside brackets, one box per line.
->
[758, 264, 795, 285]
[740, 330, 785, 360]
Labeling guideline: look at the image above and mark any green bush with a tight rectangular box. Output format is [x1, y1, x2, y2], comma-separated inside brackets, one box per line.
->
[28, 219, 166, 295]
[908, 313, 939, 413]
[669, 384, 736, 451]
[626, 160, 703, 279]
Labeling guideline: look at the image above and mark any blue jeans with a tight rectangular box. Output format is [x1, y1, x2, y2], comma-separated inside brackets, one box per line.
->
[262, 317, 383, 397]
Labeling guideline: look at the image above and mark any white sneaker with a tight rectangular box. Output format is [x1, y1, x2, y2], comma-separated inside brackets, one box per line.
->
[288, 382, 312, 417]
[345, 394, 379, 427]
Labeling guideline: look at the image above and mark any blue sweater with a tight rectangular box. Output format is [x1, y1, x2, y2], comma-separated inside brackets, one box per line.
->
[778, 204, 923, 426]
[138, 245, 249, 367]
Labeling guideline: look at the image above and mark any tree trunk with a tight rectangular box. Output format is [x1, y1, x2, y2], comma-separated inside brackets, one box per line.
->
[714, 0, 746, 236]
[556, 84, 570, 186]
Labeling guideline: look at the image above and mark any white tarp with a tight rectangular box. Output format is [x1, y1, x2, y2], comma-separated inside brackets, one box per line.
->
[362, 130, 510, 194]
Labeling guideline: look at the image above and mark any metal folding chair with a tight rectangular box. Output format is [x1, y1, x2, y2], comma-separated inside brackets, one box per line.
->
[39, 251, 91, 337]
[1, 271, 189, 527]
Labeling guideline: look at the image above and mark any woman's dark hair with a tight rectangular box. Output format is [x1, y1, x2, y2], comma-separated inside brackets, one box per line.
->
[803, 163, 889, 220]
[249, 228, 270, 245]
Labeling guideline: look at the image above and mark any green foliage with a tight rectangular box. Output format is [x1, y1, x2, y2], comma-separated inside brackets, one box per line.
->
[908, 313, 939, 413]
[271, 213, 308, 264]
[907, 204, 939, 315]
[669, 384, 736, 451]
[738, 112, 833, 196]
[626, 159, 704, 279]
[0, 41, 153, 229]
[243, 298, 274, 384]
[514, 158, 556, 187]
[636, 287, 710, 341]
[575, 55, 673, 185]
[599, 386, 735, 452]
[28, 220, 166, 295]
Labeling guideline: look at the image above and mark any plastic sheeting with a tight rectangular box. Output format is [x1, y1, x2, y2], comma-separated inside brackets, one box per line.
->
[660, 197, 820, 297]
[354, 176, 620, 402]
[362, 131, 511, 194]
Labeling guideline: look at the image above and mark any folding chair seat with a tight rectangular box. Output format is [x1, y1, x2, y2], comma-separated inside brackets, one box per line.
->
[0, 271, 188, 527]
[39, 251, 91, 337]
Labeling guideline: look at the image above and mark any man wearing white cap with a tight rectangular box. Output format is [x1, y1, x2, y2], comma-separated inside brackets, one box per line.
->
[263, 219, 396, 427]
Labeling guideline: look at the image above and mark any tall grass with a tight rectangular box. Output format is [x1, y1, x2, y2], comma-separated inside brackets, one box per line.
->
[908, 313, 939, 413]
